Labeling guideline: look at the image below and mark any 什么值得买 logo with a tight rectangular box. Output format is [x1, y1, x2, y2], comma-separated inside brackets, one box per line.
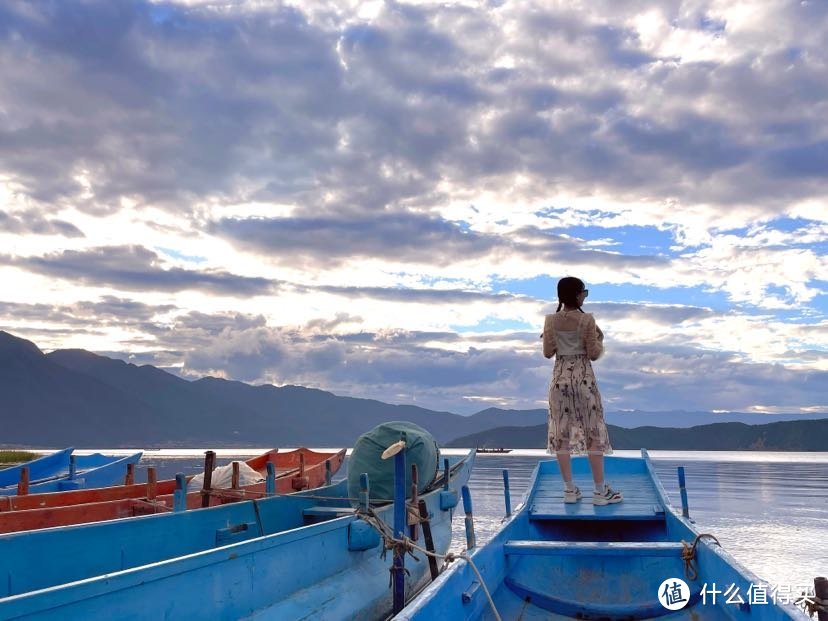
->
[658, 578, 690, 610]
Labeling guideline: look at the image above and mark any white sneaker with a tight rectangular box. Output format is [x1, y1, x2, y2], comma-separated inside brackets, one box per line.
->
[563, 486, 582, 504]
[593, 484, 623, 506]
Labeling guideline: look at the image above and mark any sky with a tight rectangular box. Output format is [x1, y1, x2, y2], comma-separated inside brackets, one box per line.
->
[0, 0, 826, 417]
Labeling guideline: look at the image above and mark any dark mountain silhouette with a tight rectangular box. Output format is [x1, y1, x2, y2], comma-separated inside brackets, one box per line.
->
[447, 419, 828, 451]
[0, 331, 540, 447]
[1, 330, 823, 449]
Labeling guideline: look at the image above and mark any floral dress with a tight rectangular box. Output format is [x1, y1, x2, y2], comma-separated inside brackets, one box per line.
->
[542, 311, 612, 455]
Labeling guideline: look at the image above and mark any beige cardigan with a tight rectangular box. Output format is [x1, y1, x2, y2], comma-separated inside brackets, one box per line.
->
[542, 311, 604, 361]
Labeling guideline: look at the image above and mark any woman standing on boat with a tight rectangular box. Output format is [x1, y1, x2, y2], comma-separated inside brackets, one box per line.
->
[542, 277, 622, 506]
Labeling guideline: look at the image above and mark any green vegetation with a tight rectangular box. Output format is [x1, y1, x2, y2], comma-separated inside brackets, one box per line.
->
[0, 450, 37, 466]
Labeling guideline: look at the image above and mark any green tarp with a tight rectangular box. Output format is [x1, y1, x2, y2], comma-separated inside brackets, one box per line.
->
[347, 421, 440, 505]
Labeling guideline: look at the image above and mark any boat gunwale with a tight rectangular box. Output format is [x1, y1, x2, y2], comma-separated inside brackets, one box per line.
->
[0, 449, 476, 617]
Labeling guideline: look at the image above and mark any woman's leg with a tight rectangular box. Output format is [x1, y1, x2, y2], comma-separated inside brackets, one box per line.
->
[556, 450, 573, 484]
[587, 450, 605, 490]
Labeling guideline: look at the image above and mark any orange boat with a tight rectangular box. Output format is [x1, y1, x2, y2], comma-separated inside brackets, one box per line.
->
[0, 448, 346, 534]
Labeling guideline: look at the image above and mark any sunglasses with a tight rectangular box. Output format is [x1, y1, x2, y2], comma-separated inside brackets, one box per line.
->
[581, 289, 589, 297]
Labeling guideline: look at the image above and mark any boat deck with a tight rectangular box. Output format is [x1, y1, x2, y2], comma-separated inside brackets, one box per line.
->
[529, 468, 666, 521]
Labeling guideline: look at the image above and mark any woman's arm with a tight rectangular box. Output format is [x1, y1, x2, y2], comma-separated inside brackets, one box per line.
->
[583, 314, 604, 361]
[542, 315, 556, 359]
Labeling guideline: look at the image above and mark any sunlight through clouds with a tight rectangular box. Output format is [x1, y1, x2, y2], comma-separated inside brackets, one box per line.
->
[0, 0, 825, 416]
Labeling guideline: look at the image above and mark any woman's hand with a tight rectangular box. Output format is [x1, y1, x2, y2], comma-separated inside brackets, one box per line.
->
[596, 325, 604, 341]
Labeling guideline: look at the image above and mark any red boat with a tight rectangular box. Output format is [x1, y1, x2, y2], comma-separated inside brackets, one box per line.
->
[0, 448, 346, 534]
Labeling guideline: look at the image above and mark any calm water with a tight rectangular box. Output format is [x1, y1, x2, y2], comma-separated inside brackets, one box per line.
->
[108, 448, 828, 589]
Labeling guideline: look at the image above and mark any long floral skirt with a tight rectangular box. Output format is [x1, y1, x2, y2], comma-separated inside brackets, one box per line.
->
[547, 354, 612, 454]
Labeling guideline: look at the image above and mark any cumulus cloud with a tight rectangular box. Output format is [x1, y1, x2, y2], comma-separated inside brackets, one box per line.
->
[0, 0, 825, 416]
[0, 246, 278, 295]
[0, 210, 84, 237]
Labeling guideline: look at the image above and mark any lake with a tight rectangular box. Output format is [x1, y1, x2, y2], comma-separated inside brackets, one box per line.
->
[113, 448, 827, 591]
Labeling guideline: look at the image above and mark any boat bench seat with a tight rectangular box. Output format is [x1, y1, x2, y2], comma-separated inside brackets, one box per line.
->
[529, 502, 665, 521]
[302, 506, 355, 518]
[504, 540, 684, 557]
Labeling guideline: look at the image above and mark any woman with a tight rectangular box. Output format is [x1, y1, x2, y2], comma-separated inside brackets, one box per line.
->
[542, 277, 622, 505]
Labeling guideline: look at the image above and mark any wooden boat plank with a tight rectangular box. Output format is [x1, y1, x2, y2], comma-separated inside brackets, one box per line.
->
[503, 540, 685, 556]
[530, 470, 665, 520]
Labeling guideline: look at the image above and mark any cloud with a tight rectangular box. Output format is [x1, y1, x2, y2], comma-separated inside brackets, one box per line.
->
[1, 0, 826, 221]
[0, 210, 84, 237]
[1, 246, 277, 295]
[0, 0, 826, 416]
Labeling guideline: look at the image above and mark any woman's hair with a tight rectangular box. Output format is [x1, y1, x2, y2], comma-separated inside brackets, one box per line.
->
[556, 276, 586, 313]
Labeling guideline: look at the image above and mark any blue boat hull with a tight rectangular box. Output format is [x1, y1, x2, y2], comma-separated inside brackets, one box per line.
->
[0, 448, 73, 488]
[0, 452, 143, 495]
[396, 450, 806, 621]
[0, 450, 475, 620]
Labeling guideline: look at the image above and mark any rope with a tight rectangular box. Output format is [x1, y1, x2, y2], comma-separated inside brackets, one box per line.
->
[357, 507, 502, 621]
[680, 533, 720, 581]
[801, 594, 827, 617]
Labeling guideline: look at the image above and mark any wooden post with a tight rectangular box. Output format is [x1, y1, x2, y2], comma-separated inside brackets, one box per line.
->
[124, 463, 135, 486]
[462, 485, 476, 550]
[815, 576, 827, 621]
[231, 462, 240, 490]
[443, 458, 450, 491]
[392, 444, 406, 614]
[265, 462, 275, 496]
[410, 464, 419, 541]
[17, 467, 29, 496]
[201, 450, 216, 508]
[502, 469, 512, 517]
[418, 499, 439, 580]
[325, 459, 332, 486]
[678, 467, 690, 518]
[173, 473, 186, 512]
[359, 473, 370, 510]
[146, 467, 157, 500]
[68, 455, 77, 480]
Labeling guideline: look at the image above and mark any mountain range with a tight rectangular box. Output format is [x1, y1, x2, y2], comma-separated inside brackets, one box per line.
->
[449, 420, 828, 451]
[0, 330, 824, 449]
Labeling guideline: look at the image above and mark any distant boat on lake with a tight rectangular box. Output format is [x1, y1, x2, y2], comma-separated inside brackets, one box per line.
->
[475, 447, 512, 454]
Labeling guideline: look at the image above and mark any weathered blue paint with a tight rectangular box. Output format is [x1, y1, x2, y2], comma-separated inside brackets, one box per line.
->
[172, 473, 186, 512]
[347, 520, 381, 551]
[359, 472, 370, 509]
[0, 452, 142, 496]
[0, 448, 74, 488]
[462, 484, 475, 550]
[395, 449, 807, 621]
[678, 466, 690, 518]
[0, 450, 475, 620]
[393, 447, 407, 615]
[501, 469, 511, 517]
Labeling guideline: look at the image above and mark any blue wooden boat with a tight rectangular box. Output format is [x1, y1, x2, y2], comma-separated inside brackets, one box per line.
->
[0, 448, 73, 488]
[0, 452, 143, 496]
[0, 450, 474, 620]
[396, 449, 807, 621]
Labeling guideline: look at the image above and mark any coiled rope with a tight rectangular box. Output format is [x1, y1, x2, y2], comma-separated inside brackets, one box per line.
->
[680, 533, 721, 581]
[801, 594, 827, 617]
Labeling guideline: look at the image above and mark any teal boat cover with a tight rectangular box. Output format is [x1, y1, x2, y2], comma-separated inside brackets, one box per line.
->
[348, 421, 440, 505]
